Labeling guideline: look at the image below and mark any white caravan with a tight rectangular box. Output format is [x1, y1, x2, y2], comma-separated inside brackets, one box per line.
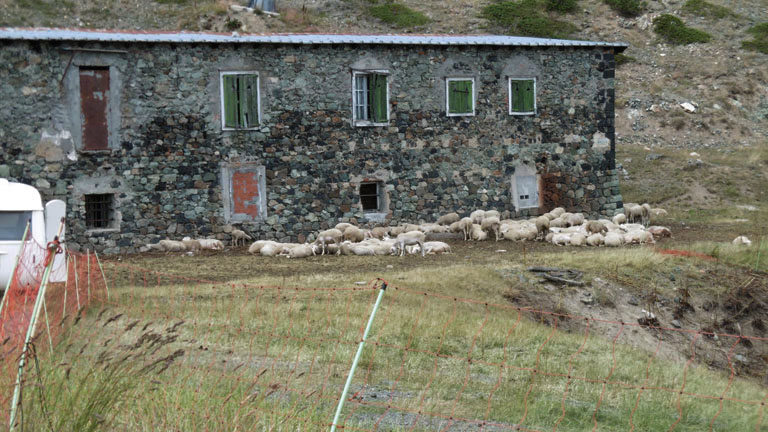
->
[0, 179, 66, 288]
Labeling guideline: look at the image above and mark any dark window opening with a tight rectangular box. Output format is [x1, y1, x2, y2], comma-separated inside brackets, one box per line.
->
[360, 182, 381, 211]
[85, 194, 114, 229]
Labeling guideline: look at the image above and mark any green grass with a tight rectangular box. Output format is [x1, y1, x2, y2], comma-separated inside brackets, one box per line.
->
[481, 0, 579, 38]
[603, 0, 644, 18]
[682, 240, 768, 272]
[545, 0, 579, 14]
[653, 14, 712, 44]
[681, 0, 737, 19]
[368, 2, 430, 28]
[13, 253, 768, 431]
[615, 52, 637, 66]
[742, 23, 768, 54]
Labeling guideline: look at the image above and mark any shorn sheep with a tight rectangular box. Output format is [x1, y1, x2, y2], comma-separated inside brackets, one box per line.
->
[391, 231, 426, 257]
[231, 229, 252, 247]
[314, 229, 343, 255]
[733, 236, 752, 246]
[480, 216, 501, 242]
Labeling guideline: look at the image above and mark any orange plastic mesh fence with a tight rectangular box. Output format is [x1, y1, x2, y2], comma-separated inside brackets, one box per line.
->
[0, 236, 106, 427]
[4, 260, 767, 432]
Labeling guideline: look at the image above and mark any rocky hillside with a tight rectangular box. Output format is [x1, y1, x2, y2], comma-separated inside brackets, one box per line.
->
[1, 0, 766, 152]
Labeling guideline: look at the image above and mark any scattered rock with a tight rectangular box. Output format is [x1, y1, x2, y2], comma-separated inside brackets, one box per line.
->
[735, 354, 748, 364]
[685, 159, 704, 170]
[671, 319, 681, 328]
[581, 293, 594, 305]
[680, 102, 697, 113]
[628, 296, 639, 306]
[645, 153, 664, 161]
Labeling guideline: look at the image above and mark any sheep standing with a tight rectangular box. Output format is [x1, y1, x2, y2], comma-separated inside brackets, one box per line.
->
[470, 210, 485, 224]
[391, 231, 426, 257]
[315, 228, 343, 255]
[231, 229, 252, 247]
[343, 226, 365, 243]
[458, 217, 473, 241]
[480, 216, 501, 241]
[534, 216, 550, 239]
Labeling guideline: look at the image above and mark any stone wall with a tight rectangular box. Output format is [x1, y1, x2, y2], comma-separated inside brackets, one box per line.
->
[0, 40, 622, 254]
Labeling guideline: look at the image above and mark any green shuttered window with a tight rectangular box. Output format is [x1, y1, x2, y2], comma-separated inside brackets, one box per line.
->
[446, 79, 474, 116]
[509, 78, 536, 115]
[221, 73, 260, 129]
[353, 72, 389, 125]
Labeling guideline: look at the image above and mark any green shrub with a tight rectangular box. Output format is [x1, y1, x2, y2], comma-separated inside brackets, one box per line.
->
[682, 0, 737, 19]
[742, 23, 768, 54]
[368, 2, 430, 28]
[224, 18, 242, 31]
[603, 0, 644, 17]
[481, 0, 578, 38]
[653, 14, 712, 44]
[546, 0, 578, 14]
[615, 52, 636, 66]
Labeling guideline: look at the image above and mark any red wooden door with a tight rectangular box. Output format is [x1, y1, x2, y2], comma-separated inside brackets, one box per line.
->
[79, 67, 110, 151]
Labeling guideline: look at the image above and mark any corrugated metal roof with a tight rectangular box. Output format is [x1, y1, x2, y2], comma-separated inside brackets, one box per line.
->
[0, 28, 628, 50]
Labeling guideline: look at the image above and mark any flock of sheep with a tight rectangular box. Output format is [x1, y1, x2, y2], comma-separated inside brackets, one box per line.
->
[242, 203, 673, 258]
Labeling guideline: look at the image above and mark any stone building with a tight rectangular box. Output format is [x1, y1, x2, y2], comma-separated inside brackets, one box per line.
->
[0, 28, 626, 254]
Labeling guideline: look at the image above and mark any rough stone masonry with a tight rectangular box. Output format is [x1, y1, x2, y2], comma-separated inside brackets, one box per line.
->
[0, 30, 625, 254]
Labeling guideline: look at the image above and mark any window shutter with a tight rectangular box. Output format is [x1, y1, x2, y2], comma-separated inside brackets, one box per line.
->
[222, 75, 238, 128]
[522, 79, 535, 113]
[370, 74, 388, 123]
[460, 80, 473, 113]
[511, 80, 523, 113]
[448, 80, 472, 115]
[239, 75, 259, 128]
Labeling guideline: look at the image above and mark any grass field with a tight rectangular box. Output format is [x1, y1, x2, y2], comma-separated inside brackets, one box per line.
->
[14, 233, 768, 431]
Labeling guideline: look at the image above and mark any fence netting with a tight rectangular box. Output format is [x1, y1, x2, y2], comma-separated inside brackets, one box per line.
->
[1, 252, 767, 431]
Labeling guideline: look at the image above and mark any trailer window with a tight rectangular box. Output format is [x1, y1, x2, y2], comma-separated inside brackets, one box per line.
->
[0, 211, 32, 241]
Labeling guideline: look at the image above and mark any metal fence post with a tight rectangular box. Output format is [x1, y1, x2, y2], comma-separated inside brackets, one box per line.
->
[330, 280, 387, 432]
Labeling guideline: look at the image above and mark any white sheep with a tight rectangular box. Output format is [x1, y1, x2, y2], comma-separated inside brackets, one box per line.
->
[733, 236, 752, 246]
[260, 243, 280, 257]
[343, 226, 365, 243]
[641, 203, 652, 226]
[159, 239, 187, 252]
[423, 241, 452, 254]
[458, 217, 473, 241]
[314, 228, 343, 255]
[570, 233, 587, 247]
[585, 220, 607, 235]
[552, 233, 571, 246]
[586, 233, 604, 246]
[484, 210, 501, 220]
[436, 212, 460, 225]
[623, 204, 644, 225]
[366, 227, 389, 240]
[231, 229, 252, 247]
[288, 244, 317, 258]
[181, 238, 202, 252]
[335, 222, 352, 233]
[647, 226, 672, 240]
[612, 213, 627, 225]
[389, 226, 406, 237]
[470, 224, 488, 241]
[534, 216, 549, 239]
[480, 216, 501, 241]
[391, 231, 426, 257]
[551, 207, 566, 217]
[248, 240, 278, 255]
[470, 210, 485, 224]
[566, 213, 585, 227]
[198, 239, 225, 250]
[604, 232, 623, 247]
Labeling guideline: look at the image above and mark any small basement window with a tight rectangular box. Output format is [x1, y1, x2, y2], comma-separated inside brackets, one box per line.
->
[359, 182, 383, 211]
[446, 78, 475, 116]
[220, 72, 260, 130]
[509, 78, 536, 115]
[85, 194, 114, 229]
[353, 72, 389, 126]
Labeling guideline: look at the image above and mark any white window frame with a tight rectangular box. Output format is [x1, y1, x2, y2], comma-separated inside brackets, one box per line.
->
[352, 70, 390, 127]
[508, 77, 537, 116]
[445, 77, 476, 117]
[219, 71, 261, 131]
